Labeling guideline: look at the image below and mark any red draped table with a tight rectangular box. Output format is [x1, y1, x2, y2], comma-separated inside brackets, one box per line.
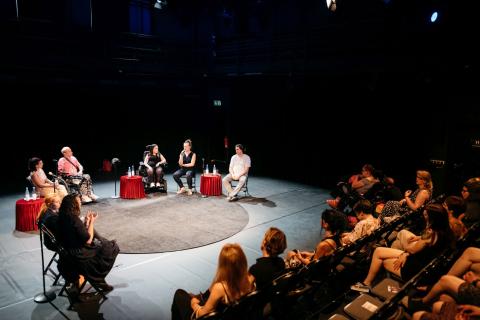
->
[120, 175, 145, 199]
[200, 174, 222, 196]
[16, 198, 44, 231]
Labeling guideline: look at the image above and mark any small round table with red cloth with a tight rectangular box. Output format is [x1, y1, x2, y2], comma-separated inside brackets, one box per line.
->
[200, 174, 222, 196]
[15, 198, 44, 232]
[120, 175, 145, 199]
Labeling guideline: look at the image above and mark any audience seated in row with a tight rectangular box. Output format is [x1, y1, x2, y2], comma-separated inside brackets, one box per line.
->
[351, 203, 455, 293]
[172, 228, 286, 319]
[408, 247, 480, 320]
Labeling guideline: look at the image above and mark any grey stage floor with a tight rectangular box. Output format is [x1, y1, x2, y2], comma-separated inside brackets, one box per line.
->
[0, 176, 330, 320]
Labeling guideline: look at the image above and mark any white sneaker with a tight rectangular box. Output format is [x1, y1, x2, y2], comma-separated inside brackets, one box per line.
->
[81, 195, 92, 203]
[150, 182, 155, 188]
[350, 282, 370, 293]
[156, 182, 161, 187]
[177, 187, 185, 194]
[89, 194, 99, 201]
[187, 189, 193, 196]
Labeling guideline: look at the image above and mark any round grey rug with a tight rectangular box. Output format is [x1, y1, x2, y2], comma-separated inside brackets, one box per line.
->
[84, 194, 249, 254]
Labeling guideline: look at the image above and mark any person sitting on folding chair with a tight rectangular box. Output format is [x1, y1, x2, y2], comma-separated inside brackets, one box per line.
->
[56, 193, 119, 295]
[37, 193, 62, 250]
[223, 144, 251, 202]
[173, 139, 196, 195]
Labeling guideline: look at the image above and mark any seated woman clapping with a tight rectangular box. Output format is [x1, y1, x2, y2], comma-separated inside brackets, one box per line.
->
[285, 209, 347, 267]
[171, 243, 255, 320]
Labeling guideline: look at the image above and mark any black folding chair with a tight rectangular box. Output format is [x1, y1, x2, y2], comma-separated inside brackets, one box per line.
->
[40, 225, 108, 309]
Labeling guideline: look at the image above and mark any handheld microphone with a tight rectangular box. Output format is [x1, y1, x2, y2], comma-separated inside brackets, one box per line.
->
[52, 159, 58, 162]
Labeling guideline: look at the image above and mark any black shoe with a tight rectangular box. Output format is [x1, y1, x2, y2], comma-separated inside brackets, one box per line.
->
[96, 282, 114, 292]
[406, 297, 429, 312]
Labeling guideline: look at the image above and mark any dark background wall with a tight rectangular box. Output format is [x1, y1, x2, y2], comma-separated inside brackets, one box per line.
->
[1, 0, 479, 195]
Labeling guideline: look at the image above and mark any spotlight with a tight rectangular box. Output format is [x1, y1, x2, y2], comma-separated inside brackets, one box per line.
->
[326, 0, 337, 12]
[430, 11, 439, 23]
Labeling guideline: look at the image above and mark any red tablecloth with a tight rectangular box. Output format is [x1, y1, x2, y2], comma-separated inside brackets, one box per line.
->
[120, 175, 145, 199]
[200, 174, 222, 196]
[15, 198, 44, 231]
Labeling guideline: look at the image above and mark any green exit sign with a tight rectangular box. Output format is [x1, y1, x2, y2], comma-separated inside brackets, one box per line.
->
[213, 100, 222, 107]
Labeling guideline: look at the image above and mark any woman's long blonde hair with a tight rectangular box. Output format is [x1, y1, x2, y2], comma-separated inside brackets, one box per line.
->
[211, 243, 252, 301]
[417, 170, 433, 194]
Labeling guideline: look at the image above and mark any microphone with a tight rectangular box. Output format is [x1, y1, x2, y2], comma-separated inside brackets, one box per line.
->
[48, 172, 58, 179]
[52, 159, 58, 162]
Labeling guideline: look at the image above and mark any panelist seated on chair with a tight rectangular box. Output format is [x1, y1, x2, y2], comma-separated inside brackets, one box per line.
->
[223, 144, 250, 201]
[173, 139, 196, 195]
[58, 146, 98, 203]
[143, 144, 167, 188]
[28, 157, 67, 199]
[56, 193, 119, 294]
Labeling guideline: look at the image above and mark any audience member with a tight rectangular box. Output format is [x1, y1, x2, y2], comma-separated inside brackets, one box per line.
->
[461, 177, 480, 228]
[341, 200, 379, 245]
[171, 243, 254, 320]
[327, 164, 379, 209]
[56, 193, 119, 296]
[36, 193, 62, 251]
[285, 209, 347, 267]
[249, 227, 287, 289]
[379, 170, 432, 223]
[443, 195, 467, 240]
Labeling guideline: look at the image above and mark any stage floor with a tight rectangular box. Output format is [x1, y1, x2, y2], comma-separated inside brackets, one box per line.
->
[0, 175, 330, 320]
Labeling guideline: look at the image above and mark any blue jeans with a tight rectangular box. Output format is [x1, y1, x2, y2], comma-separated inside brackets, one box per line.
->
[173, 168, 194, 189]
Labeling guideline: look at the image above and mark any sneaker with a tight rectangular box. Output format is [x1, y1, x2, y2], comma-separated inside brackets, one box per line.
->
[226, 196, 232, 201]
[350, 282, 370, 293]
[150, 182, 155, 188]
[187, 189, 193, 195]
[156, 182, 161, 187]
[177, 187, 185, 194]
[81, 195, 92, 203]
[89, 193, 99, 201]
[228, 196, 239, 202]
